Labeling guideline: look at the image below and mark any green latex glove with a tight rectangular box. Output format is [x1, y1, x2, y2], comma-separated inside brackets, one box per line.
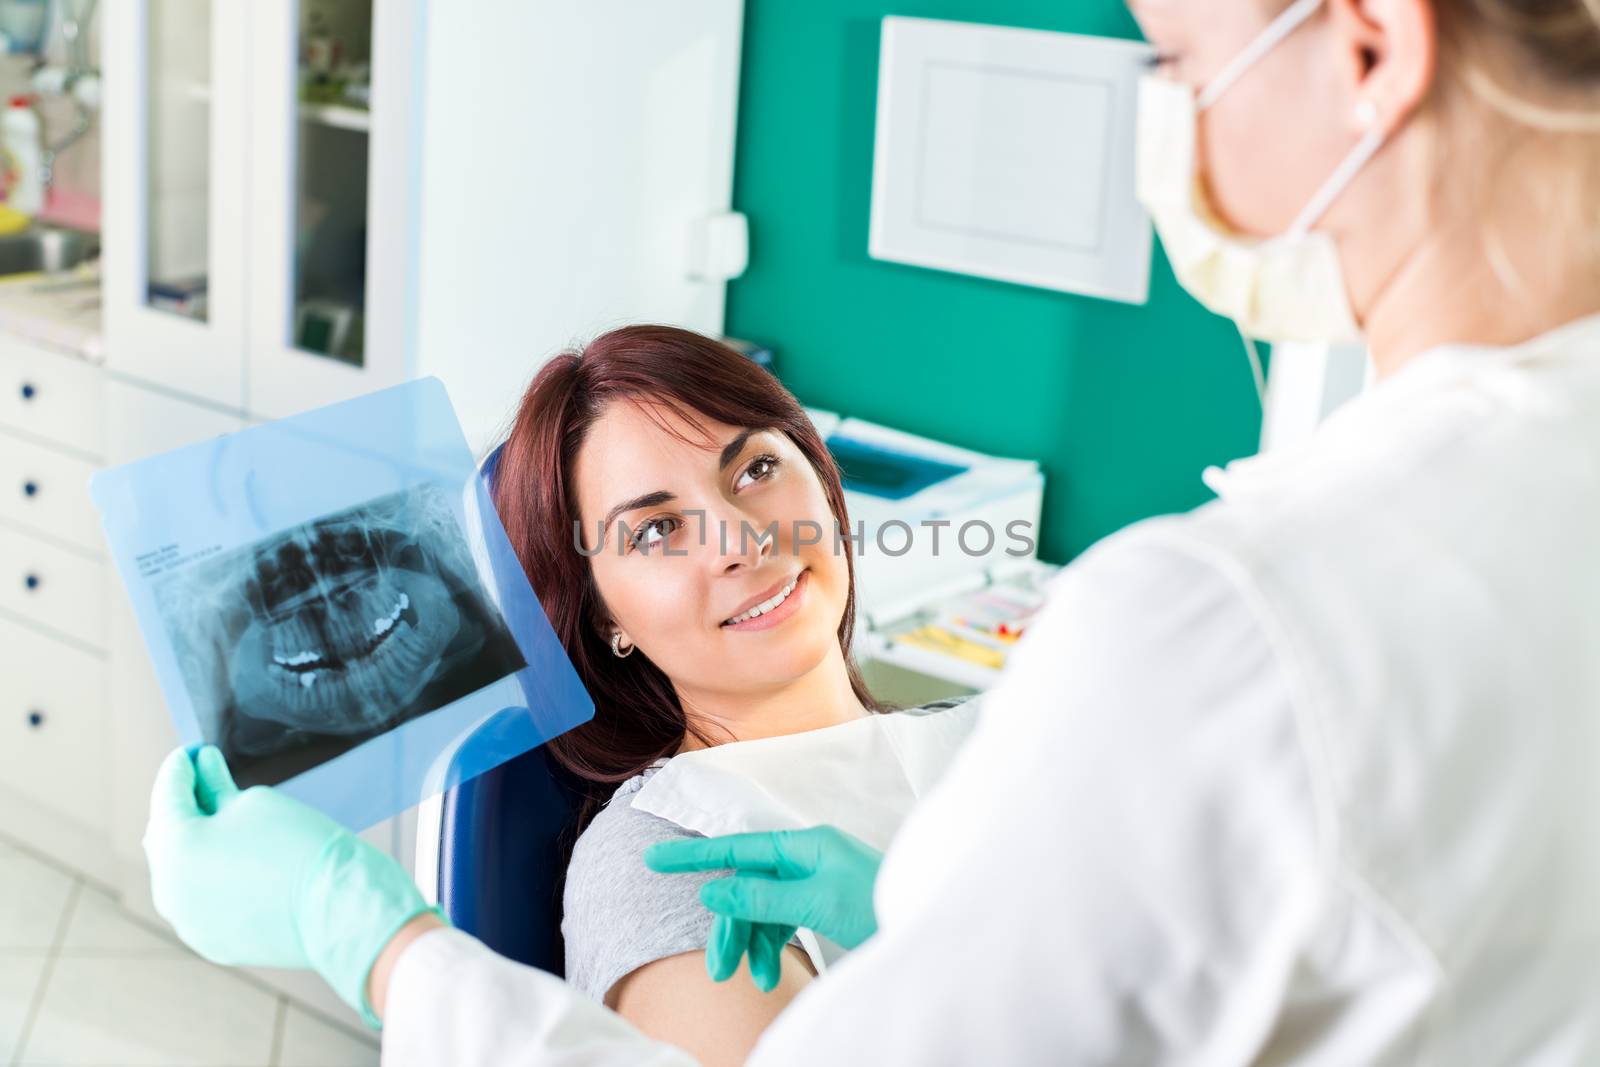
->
[143, 746, 441, 1029]
[644, 826, 883, 992]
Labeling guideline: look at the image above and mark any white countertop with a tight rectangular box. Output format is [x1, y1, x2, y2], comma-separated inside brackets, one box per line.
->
[0, 262, 103, 360]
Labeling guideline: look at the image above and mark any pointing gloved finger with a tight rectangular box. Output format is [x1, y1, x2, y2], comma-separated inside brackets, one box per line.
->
[706, 914, 753, 983]
[645, 833, 791, 876]
[192, 745, 240, 815]
[701, 874, 814, 929]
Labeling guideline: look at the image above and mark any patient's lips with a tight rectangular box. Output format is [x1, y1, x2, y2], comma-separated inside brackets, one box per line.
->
[720, 568, 808, 633]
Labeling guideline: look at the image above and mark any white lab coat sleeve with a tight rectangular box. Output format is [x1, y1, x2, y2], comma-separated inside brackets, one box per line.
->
[381, 926, 699, 1067]
[744, 529, 1346, 1065]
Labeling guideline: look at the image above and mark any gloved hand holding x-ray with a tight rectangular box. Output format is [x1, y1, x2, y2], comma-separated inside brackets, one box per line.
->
[92, 378, 593, 830]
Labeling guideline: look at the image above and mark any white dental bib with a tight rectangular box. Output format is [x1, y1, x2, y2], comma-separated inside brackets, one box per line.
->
[630, 698, 981, 973]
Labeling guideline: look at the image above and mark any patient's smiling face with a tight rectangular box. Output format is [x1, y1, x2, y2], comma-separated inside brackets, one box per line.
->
[573, 400, 851, 708]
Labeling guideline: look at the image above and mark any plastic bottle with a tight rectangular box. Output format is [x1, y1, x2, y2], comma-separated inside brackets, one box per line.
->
[2, 94, 43, 218]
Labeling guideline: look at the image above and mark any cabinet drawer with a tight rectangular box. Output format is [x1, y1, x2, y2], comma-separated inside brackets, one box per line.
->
[0, 338, 103, 457]
[105, 377, 245, 460]
[0, 432, 102, 554]
[0, 612, 107, 833]
[0, 525, 105, 649]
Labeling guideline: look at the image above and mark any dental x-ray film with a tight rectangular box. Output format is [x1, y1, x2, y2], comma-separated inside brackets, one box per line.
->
[91, 378, 593, 830]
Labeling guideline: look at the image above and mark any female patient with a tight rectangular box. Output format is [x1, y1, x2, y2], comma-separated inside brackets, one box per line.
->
[492, 325, 971, 1065]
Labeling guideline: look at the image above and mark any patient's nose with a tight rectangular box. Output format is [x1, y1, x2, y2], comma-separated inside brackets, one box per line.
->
[711, 507, 775, 574]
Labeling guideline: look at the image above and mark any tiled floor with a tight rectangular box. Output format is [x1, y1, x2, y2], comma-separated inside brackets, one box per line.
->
[0, 834, 378, 1066]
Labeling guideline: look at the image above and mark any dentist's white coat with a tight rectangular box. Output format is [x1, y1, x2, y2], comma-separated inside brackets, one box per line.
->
[383, 315, 1600, 1065]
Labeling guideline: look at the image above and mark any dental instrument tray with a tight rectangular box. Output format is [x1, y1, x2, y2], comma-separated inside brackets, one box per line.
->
[90, 378, 594, 831]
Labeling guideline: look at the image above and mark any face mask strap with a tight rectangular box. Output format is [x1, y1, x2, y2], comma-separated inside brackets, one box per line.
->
[1285, 122, 1388, 238]
[1197, 0, 1327, 110]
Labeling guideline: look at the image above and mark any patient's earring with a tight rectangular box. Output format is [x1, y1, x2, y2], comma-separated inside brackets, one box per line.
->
[610, 632, 635, 659]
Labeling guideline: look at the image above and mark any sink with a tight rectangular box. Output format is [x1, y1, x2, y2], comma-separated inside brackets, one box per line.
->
[0, 226, 99, 275]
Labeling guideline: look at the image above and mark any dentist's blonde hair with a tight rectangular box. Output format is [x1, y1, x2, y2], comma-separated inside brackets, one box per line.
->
[1427, 0, 1600, 292]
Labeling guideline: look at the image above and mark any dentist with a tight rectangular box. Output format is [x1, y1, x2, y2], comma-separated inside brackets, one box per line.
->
[143, 0, 1600, 1062]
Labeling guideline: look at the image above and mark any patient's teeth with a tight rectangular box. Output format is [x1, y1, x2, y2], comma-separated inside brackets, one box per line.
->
[724, 573, 802, 625]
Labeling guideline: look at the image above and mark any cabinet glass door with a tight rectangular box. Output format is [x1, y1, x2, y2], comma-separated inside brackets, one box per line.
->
[104, 0, 247, 409]
[290, 0, 372, 367]
[145, 0, 211, 322]
[248, 0, 418, 419]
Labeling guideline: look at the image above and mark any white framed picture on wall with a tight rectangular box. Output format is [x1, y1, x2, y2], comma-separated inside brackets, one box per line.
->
[870, 17, 1154, 304]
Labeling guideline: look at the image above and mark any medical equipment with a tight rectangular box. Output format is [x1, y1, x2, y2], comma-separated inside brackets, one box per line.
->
[810, 410, 1046, 618]
[804, 409, 1058, 698]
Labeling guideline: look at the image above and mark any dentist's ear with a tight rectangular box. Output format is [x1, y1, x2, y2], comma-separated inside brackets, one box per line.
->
[1328, 0, 1438, 133]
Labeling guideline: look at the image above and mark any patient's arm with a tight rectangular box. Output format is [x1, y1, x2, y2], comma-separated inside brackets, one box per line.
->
[607, 946, 816, 1067]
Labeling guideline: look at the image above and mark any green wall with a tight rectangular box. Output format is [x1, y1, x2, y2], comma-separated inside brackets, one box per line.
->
[724, 1, 1263, 564]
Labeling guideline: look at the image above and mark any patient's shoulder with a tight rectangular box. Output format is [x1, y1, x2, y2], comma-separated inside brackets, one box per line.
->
[567, 771, 693, 884]
[561, 769, 717, 1002]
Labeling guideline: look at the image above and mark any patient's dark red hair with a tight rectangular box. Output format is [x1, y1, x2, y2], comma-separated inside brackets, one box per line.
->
[493, 325, 883, 815]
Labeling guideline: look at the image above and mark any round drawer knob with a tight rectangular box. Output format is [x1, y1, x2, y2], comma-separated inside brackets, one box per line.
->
[22, 479, 39, 498]
[23, 572, 40, 591]
[19, 381, 36, 401]
[26, 710, 44, 729]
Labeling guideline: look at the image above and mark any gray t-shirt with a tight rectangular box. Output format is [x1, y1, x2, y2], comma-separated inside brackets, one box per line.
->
[560, 697, 973, 1003]
[560, 764, 716, 1003]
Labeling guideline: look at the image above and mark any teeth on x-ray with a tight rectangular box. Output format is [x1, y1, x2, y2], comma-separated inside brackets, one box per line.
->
[229, 505, 462, 738]
[151, 483, 527, 780]
[269, 591, 415, 676]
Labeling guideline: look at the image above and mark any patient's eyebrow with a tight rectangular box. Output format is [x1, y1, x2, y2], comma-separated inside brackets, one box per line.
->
[602, 490, 675, 532]
[719, 428, 764, 471]
[600, 429, 771, 531]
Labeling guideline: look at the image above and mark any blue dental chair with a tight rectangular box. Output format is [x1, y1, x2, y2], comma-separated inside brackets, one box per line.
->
[430, 443, 585, 975]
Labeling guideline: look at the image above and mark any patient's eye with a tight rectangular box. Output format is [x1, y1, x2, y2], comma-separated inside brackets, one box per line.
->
[734, 453, 782, 491]
[631, 516, 680, 553]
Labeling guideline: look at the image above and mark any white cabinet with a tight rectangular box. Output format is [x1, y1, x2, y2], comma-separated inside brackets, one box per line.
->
[0, 335, 105, 453]
[106, 0, 748, 447]
[0, 614, 109, 835]
[0, 337, 111, 879]
[0, 436, 104, 553]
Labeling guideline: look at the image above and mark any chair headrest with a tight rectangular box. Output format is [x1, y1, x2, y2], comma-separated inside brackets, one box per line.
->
[480, 442, 507, 497]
